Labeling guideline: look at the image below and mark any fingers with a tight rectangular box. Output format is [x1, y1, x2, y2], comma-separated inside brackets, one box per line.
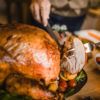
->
[40, 0, 51, 26]
[30, 3, 41, 23]
[34, 3, 41, 23]
[30, 0, 51, 26]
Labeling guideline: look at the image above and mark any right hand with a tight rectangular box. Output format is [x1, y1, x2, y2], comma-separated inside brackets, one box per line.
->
[30, 0, 51, 26]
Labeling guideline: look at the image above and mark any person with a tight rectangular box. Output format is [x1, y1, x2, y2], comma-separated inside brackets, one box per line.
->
[30, 0, 89, 32]
[30, 0, 51, 26]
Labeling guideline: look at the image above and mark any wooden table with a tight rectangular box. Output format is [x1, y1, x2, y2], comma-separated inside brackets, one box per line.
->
[67, 50, 100, 100]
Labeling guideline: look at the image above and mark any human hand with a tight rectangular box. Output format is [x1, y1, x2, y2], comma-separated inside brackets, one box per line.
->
[30, 0, 51, 26]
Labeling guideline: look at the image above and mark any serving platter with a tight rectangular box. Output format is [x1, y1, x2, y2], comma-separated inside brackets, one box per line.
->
[64, 70, 87, 98]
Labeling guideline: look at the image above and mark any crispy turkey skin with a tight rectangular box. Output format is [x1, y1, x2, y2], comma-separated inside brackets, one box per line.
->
[0, 24, 60, 85]
[0, 24, 61, 99]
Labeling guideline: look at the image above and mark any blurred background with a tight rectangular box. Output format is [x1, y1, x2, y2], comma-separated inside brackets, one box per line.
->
[0, 0, 100, 100]
[0, 0, 100, 31]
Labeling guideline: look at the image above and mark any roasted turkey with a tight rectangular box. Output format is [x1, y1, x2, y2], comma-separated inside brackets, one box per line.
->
[0, 24, 60, 84]
[0, 24, 86, 100]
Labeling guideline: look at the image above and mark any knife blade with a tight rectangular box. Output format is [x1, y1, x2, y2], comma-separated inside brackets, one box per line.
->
[46, 23, 61, 47]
